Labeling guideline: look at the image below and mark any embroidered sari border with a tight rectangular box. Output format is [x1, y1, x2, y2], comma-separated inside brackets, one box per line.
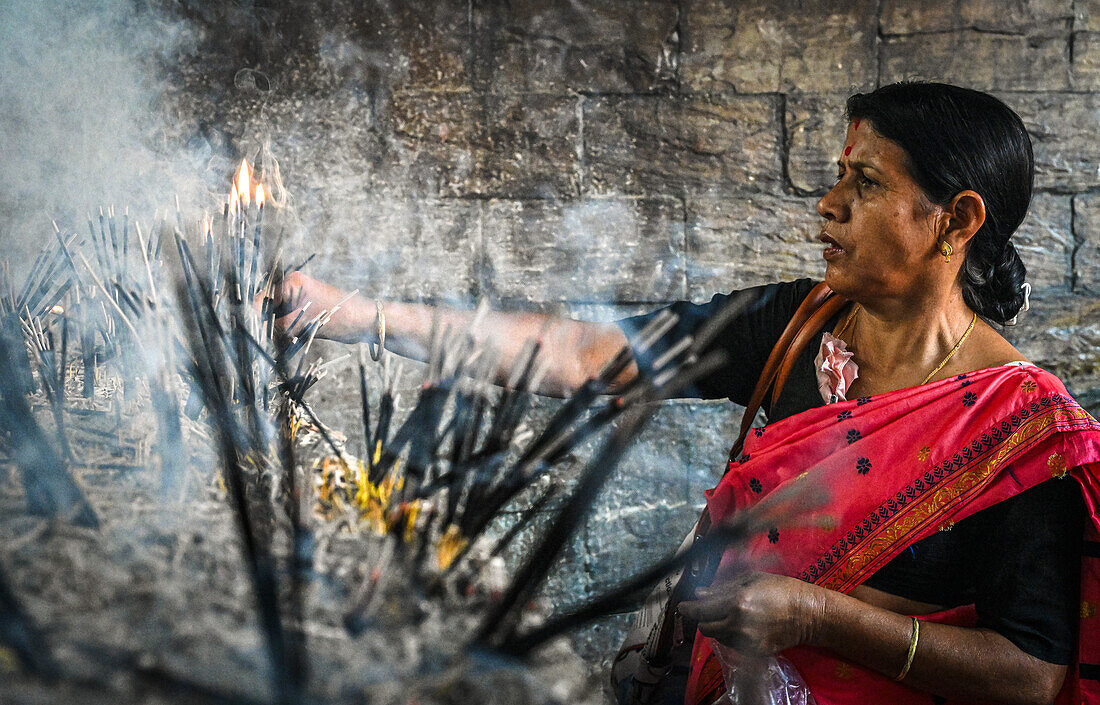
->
[799, 394, 1095, 591]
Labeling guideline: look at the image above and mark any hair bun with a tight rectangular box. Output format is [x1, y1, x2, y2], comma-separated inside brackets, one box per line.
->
[964, 240, 1027, 324]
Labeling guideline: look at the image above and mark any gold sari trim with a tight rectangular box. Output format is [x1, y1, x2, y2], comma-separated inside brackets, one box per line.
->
[818, 404, 1091, 591]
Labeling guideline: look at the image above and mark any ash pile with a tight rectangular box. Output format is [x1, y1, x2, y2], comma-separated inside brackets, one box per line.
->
[0, 163, 727, 705]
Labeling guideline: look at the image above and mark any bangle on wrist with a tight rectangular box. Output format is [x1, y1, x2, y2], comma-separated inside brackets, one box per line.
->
[895, 616, 920, 681]
[369, 300, 385, 362]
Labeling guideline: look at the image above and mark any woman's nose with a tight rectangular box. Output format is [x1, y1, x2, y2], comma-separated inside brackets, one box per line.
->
[817, 183, 849, 222]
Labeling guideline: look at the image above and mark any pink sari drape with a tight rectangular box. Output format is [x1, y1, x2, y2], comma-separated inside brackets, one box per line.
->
[685, 363, 1100, 705]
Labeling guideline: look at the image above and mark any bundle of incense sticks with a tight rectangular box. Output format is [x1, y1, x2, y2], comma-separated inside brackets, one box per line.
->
[0, 162, 811, 703]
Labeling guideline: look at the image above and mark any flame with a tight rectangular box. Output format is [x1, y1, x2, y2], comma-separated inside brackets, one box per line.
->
[50, 305, 64, 315]
[229, 183, 239, 217]
[255, 182, 265, 208]
[236, 159, 251, 207]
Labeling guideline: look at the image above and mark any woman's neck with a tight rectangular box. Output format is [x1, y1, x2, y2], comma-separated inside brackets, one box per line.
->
[841, 288, 977, 394]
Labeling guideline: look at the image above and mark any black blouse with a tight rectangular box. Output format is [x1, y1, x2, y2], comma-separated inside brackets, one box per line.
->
[618, 278, 1084, 665]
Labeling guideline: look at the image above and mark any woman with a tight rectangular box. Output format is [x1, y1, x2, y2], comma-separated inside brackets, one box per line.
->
[269, 82, 1100, 704]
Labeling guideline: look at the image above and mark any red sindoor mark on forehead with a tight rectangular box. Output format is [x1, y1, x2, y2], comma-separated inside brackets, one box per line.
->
[853, 119, 861, 130]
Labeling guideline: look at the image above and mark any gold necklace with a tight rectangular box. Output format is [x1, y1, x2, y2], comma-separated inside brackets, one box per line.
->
[836, 304, 978, 386]
[919, 312, 977, 385]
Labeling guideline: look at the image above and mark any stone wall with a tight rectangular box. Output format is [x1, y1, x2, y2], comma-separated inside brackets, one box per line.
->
[164, 0, 1100, 669]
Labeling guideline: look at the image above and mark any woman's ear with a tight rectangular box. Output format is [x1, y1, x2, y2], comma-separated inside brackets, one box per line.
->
[942, 190, 986, 253]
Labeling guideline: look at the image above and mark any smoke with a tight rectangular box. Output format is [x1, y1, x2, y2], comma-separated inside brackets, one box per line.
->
[0, 0, 215, 264]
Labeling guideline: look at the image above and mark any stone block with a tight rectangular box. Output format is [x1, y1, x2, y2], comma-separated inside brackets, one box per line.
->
[258, 2, 472, 93]
[584, 94, 783, 197]
[997, 92, 1100, 191]
[880, 32, 1071, 91]
[388, 92, 580, 199]
[883, 0, 1072, 34]
[473, 0, 680, 93]
[387, 92, 484, 197]
[880, 0, 959, 35]
[481, 93, 582, 198]
[1013, 194, 1074, 292]
[1002, 293, 1100, 391]
[785, 93, 851, 195]
[308, 197, 483, 301]
[482, 198, 686, 303]
[1077, 0, 1100, 31]
[682, 0, 877, 93]
[959, 0, 1074, 31]
[685, 193, 824, 299]
[1075, 193, 1100, 293]
[584, 400, 739, 595]
[1074, 31, 1100, 89]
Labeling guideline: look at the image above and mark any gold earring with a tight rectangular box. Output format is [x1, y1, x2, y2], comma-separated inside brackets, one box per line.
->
[940, 241, 953, 263]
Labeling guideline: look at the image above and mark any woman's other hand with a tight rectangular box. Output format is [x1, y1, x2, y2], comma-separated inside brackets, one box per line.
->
[678, 572, 826, 655]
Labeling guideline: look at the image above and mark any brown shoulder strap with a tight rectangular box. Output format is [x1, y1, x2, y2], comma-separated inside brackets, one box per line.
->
[727, 282, 847, 462]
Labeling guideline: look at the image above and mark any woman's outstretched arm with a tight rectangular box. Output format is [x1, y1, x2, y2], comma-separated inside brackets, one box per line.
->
[268, 271, 638, 397]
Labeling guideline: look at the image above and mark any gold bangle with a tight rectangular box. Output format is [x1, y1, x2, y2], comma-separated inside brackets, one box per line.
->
[369, 300, 385, 362]
[895, 617, 920, 681]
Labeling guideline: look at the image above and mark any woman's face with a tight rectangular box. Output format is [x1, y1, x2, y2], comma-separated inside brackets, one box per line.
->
[816, 120, 945, 304]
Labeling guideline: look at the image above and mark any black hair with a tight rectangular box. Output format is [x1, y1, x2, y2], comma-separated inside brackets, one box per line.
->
[846, 82, 1033, 325]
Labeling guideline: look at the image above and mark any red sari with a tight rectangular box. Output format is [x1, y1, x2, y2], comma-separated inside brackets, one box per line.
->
[685, 363, 1100, 705]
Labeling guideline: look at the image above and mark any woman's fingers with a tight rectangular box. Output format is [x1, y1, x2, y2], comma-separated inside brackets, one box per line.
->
[679, 595, 732, 623]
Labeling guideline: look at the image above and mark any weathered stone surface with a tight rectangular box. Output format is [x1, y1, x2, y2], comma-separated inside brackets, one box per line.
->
[786, 93, 850, 195]
[474, 0, 680, 94]
[482, 93, 582, 198]
[482, 198, 686, 303]
[387, 92, 484, 197]
[1074, 31, 1100, 89]
[1074, 193, 1100, 293]
[685, 193, 824, 299]
[682, 0, 877, 94]
[1013, 194, 1074, 292]
[1003, 293, 1100, 414]
[997, 92, 1100, 191]
[195, 1, 473, 94]
[309, 197, 483, 301]
[585, 94, 783, 197]
[880, 32, 1071, 91]
[388, 92, 580, 198]
[882, 0, 1073, 34]
[1077, 0, 1100, 30]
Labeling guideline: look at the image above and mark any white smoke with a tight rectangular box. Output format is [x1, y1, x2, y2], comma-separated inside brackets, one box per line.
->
[0, 0, 213, 264]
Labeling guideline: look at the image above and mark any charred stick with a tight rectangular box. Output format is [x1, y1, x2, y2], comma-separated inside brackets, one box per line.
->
[88, 218, 108, 275]
[176, 279, 294, 703]
[106, 207, 120, 282]
[488, 482, 557, 559]
[80, 307, 96, 398]
[272, 311, 310, 694]
[357, 347, 373, 461]
[282, 253, 316, 277]
[121, 208, 130, 284]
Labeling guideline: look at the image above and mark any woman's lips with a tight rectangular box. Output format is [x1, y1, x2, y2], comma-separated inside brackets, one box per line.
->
[818, 233, 844, 260]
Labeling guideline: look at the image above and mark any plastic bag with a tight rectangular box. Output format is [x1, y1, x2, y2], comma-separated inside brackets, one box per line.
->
[711, 645, 817, 705]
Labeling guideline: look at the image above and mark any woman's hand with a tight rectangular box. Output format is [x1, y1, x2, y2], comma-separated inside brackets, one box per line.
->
[263, 271, 366, 343]
[678, 572, 826, 655]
